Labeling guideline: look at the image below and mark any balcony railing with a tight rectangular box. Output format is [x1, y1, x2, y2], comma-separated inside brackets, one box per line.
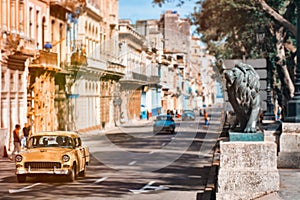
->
[107, 61, 126, 75]
[109, 14, 118, 27]
[132, 72, 148, 82]
[70, 50, 87, 66]
[149, 75, 160, 83]
[30, 50, 59, 71]
[50, 0, 86, 16]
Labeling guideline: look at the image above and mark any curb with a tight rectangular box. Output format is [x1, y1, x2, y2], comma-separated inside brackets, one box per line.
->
[254, 192, 283, 200]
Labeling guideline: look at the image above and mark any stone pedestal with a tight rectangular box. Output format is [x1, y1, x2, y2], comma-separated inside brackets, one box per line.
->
[216, 142, 280, 200]
[262, 121, 281, 153]
[278, 122, 300, 168]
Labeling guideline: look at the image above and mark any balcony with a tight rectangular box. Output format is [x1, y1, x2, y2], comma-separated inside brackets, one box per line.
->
[50, 0, 73, 12]
[70, 50, 87, 66]
[119, 71, 147, 89]
[86, 1, 103, 21]
[100, 62, 125, 82]
[148, 75, 160, 84]
[19, 37, 36, 56]
[29, 50, 60, 71]
[109, 14, 118, 28]
[50, 0, 86, 20]
[2, 31, 36, 56]
[107, 61, 126, 75]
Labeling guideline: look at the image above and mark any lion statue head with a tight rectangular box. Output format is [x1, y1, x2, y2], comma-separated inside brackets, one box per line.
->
[224, 63, 261, 133]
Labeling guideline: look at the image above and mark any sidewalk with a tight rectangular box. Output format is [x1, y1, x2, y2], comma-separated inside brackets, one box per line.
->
[278, 169, 300, 200]
[255, 168, 300, 200]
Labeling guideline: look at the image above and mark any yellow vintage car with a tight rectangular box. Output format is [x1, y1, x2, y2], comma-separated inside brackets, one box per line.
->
[15, 131, 90, 183]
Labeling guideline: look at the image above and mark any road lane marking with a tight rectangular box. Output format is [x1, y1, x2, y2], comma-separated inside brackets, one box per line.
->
[161, 143, 166, 146]
[94, 177, 108, 184]
[9, 183, 42, 194]
[128, 161, 137, 166]
[130, 181, 169, 194]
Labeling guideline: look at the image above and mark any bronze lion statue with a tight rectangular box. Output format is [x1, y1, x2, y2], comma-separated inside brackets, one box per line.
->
[224, 63, 260, 133]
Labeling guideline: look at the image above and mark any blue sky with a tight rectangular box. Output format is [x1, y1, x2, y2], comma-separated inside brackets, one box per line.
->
[119, 0, 197, 23]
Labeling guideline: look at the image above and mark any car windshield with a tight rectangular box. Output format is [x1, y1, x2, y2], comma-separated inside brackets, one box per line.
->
[156, 115, 173, 121]
[27, 135, 75, 149]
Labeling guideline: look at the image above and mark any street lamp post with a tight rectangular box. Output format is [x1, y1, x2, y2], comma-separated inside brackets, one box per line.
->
[285, 0, 300, 122]
[264, 58, 275, 121]
[256, 27, 275, 121]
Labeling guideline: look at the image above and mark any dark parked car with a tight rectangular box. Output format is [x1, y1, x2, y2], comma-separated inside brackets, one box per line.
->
[153, 115, 176, 134]
[181, 110, 196, 121]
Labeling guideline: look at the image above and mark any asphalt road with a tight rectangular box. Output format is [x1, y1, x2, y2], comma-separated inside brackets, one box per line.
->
[0, 106, 223, 200]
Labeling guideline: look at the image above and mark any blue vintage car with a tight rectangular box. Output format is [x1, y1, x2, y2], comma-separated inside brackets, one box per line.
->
[153, 115, 176, 134]
[181, 110, 196, 121]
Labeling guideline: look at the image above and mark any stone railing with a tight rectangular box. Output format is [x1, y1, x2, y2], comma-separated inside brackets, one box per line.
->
[107, 61, 126, 74]
[148, 75, 160, 83]
[30, 50, 59, 69]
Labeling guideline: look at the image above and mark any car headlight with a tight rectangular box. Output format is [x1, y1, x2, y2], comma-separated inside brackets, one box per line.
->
[15, 155, 23, 162]
[62, 155, 70, 162]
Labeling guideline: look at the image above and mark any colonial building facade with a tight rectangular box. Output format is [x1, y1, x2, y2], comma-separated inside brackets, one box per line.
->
[0, 0, 37, 151]
[135, 11, 202, 115]
[0, 1, 217, 156]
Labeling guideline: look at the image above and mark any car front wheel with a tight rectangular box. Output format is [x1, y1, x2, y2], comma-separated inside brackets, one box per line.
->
[67, 165, 76, 182]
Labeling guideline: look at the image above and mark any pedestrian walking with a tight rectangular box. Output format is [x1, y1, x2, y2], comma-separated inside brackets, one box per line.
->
[10, 124, 21, 160]
[146, 109, 150, 120]
[204, 110, 209, 126]
[22, 123, 31, 148]
[199, 109, 203, 116]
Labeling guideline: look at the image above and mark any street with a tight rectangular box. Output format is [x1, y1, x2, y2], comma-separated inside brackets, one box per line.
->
[0, 106, 223, 200]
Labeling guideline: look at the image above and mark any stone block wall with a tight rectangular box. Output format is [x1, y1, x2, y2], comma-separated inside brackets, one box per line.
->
[217, 141, 279, 200]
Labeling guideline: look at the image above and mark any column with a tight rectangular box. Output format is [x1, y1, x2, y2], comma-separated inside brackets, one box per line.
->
[2, 0, 7, 30]
[2, 96, 10, 150]
[19, 0, 24, 34]
[11, 0, 16, 31]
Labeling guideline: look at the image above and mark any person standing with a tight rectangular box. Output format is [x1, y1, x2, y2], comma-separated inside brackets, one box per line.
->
[22, 123, 31, 148]
[10, 124, 21, 160]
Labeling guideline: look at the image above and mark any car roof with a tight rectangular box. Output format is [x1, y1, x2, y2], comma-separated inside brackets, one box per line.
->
[30, 131, 79, 138]
[156, 114, 173, 119]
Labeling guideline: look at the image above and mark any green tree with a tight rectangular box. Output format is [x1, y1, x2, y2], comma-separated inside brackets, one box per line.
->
[153, 0, 298, 116]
